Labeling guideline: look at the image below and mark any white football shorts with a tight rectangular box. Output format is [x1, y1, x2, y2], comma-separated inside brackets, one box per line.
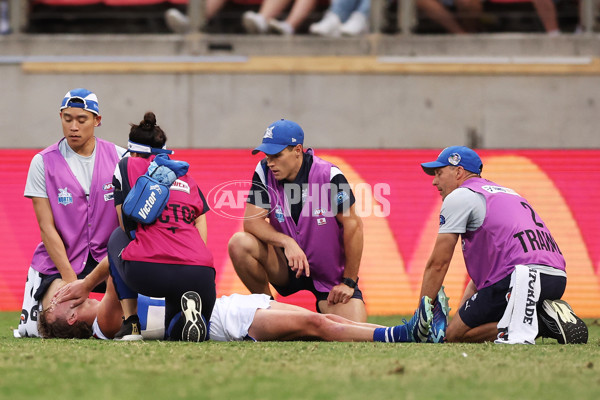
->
[208, 293, 272, 342]
[93, 293, 272, 341]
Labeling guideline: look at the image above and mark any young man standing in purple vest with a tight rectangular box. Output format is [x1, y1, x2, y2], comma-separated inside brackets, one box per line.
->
[229, 119, 370, 323]
[418, 146, 587, 344]
[18, 88, 126, 337]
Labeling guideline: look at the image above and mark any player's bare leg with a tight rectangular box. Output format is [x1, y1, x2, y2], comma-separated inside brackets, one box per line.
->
[248, 304, 375, 342]
[446, 312, 498, 343]
[228, 232, 289, 296]
[318, 298, 367, 323]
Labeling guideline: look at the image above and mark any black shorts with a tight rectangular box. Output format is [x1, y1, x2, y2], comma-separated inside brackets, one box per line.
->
[33, 253, 107, 301]
[458, 272, 567, 328]
[107, 227, 216, 336]
[271, 266, 364, 313]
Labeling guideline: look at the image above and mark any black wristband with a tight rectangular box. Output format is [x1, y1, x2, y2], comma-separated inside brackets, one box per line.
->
[342, 277, 358, 289]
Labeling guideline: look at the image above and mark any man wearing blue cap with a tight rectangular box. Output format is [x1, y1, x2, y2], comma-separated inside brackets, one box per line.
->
[18, 88, 127, 337]
[418, 146, 587, 344]
[228, 119, 370, 323]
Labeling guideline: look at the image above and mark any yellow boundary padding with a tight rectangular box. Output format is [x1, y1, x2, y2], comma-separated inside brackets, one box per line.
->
[21, 56, 600, 75]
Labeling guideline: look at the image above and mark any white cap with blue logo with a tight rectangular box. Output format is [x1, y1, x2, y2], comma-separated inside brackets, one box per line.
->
[60, 88, 100, 116]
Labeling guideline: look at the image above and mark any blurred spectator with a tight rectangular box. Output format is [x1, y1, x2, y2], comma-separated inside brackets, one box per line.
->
[243, 0, 320, 35]
[416, 0, 479, 33]
[531, 0, 560, 34]
[1, 0, 10, 35]
[309, 0, 370, 36]
[416, 0, 560, 34]
[165, 0, 230, 33]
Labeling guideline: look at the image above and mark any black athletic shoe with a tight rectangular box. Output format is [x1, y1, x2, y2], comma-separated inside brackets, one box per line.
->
[181, 291, 207, 342]
[538, 299, 588, 344]
[113, 314, 143, 341]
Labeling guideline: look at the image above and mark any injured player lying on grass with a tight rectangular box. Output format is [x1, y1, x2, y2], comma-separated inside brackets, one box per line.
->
[35, 275, 439, 343]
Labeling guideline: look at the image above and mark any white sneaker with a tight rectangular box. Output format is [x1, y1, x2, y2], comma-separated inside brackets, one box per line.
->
[165, 8, 191, 34]
[0, 1, 9, 35]
[309, 11, 342, 37]
[0, 19, 9, 35]
[340, 11, 369, 36]
[268, 19, 294, 35]
[242, 11, 268, 34]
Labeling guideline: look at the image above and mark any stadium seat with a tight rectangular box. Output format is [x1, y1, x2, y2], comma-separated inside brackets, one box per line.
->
[32, 1, 192, 5]
[32, 0, 103, 5]
[488, 0, 532, 3]
[102, 1, 176, 5]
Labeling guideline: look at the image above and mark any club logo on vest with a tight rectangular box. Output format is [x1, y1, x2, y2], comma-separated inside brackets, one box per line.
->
[104, 193, 114, 202]
[274, 205, 285, 223]
[58, 187, 73, 206]
[103, 183, 114, 191]
[314, 209, 327, 225]
[337, 191, 349, 205]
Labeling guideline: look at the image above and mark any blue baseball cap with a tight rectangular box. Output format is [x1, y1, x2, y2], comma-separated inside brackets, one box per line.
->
[252, 119, 304, 155]
[421, 146, 483, 175]
[60, 88, 100, 116]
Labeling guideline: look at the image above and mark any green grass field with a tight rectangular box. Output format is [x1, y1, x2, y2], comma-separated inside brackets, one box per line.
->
[1, 312, 599, 400]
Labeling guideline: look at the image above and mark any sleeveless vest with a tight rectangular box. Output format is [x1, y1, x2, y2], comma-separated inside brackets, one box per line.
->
[121, 156, 214, 267]
[31, 138, 120, 275]
[461, 177, 565, 290]
[267, 150, 345, 292]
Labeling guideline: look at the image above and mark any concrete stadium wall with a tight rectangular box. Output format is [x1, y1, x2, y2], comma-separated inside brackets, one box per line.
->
[2, 34, 600, 149]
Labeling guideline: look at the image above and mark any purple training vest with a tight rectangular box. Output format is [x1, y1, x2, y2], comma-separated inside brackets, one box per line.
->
[30, 138, 120, 275]
[461, 177, 566, 290]
[267, 150, 345, 292]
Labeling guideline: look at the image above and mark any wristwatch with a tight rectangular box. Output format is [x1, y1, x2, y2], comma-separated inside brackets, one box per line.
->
[342, 277, 358, 289]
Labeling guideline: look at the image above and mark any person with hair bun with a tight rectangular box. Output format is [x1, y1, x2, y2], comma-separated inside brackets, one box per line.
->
[111, 112, 215, 341]
[58, 112, 216, 342]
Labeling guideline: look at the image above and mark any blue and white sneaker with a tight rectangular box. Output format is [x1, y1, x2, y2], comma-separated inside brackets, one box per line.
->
[403, 296, 433, 343]
[428, 286, 451, 343]
[181, 291, 207, 342]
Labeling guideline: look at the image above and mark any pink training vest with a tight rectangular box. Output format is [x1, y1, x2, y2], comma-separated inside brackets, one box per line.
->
[30, 138, 120, 275]
[121, 156, 214, 267]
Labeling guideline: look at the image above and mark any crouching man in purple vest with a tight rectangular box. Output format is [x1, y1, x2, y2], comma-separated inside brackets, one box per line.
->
[228, 119, 367, 322]
[17, 88, 126, 337]
[418, 146, 587, 344]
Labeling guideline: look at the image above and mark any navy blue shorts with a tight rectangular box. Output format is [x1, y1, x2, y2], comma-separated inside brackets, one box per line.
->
[107, 227, 216, 339]
[34, 253, 106, 301]
[458, 272, 566, 328]
[272, 265, 364, 313]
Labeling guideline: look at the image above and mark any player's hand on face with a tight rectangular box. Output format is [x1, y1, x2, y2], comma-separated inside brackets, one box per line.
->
[327, 283, 354, 305]
[52, 279, 90, 308]
[283, 240, 310, 278]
